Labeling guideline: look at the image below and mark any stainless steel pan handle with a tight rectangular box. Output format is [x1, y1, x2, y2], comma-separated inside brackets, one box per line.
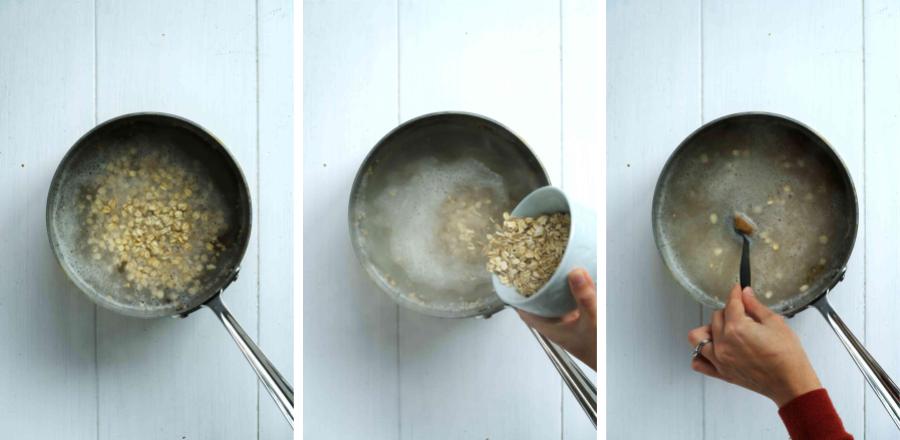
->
[812, 295, 900, 430]
[528, 327, 597, 427]
[205, 294, 295, 428]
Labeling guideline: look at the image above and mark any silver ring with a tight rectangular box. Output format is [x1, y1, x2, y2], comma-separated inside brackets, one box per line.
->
[691, 338, 712, 359]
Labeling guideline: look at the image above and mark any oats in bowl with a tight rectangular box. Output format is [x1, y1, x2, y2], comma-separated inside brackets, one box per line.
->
[484, 212, 571, 297]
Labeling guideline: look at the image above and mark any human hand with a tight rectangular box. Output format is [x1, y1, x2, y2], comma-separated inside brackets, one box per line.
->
[688, 284, 821, 407]
[516, 268, 597, 371]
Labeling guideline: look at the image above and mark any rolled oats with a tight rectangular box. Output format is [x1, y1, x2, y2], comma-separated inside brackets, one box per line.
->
[82, 148, 228, 302]
[484, 212, 570, 297]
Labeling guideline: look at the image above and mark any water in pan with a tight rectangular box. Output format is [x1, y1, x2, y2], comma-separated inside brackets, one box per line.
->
[51, 135, 236, 314]
[656, 123, 854, 311]
[354, 156, 511, 313]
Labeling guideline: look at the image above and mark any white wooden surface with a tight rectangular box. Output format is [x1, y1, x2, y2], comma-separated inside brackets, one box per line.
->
[561, 0, 601, 435]
[609, 0, 896, 438]
[0, 1, 292, 439]
[608, 1, 703, 438]
[0, 2, 97, 438]
[864, 1, 900, 438]
[304, 0, 598, 438]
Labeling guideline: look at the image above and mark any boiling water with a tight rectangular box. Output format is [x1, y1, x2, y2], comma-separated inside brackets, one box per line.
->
[356, 157, 511, 311]
[51, 134, 236, 314]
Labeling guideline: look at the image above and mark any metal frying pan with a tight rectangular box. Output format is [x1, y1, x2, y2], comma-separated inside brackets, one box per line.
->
[652, 111, 900, 429]
[46, 112, 294, 427]
[349, 111, 597, 426]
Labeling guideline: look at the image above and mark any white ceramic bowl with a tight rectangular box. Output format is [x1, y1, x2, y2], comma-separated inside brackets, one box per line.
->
[492, 186, 597, 317]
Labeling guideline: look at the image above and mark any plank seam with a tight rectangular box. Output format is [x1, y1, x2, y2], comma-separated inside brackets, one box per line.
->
[860, 0, 867, 438]
[93, 0, 100, 438]
[255, 0, 261, 438]
[559, 1, 565, 438]
[559, 0, 564, 191]
[396, 1, 402, 438]
[699, 1, 706, 438]
[93, 0, 98, 125]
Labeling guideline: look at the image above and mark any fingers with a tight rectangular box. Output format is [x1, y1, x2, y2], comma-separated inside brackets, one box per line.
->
[516, 308, 581, 337]
[687, 325, 711, 345]
[699, 337, 717, 363]
[688, 325, 719, 367]
[516, 308, 561, 328]
[691, 356, 724, 380]
[517, 307, 585, 358]
[741, 287, 776, 322]
[568, 269, 596, 319]
[558, 308, 581, 326]
[724, 284, 747, 323]
[711, 309, 724, 341]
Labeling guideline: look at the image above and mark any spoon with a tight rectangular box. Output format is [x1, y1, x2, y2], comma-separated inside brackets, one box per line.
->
[734, 214, 754, 289]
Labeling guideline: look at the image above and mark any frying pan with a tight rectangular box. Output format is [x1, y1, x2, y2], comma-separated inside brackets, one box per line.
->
[349, 112, 597, 426]
[652, 111, 900, 429]
[46, 112, 294, 427]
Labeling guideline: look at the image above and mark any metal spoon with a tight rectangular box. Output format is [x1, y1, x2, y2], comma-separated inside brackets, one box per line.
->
[734, 214, 754, 288]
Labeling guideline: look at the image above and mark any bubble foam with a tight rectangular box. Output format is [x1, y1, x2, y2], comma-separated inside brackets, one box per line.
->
[367, 157, 510, 298]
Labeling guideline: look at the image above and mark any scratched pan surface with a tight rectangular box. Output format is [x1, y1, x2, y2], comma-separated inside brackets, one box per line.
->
[348, 112, 549, 318]
[652, 112, 858, 315]
[46, 112, 252, 318]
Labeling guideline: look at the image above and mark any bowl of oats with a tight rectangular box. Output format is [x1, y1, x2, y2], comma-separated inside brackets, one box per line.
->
[486, 186, 596, 317]
[348, 111, 550, 318]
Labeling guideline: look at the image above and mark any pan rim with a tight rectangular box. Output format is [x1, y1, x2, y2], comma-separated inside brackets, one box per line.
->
[651, 111, 859, 316]
[46, 111, 253, 318]
[347, 110, 551, 319]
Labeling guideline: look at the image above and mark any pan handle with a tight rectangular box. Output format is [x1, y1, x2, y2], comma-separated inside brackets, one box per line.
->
[812, 295, 900, 430]
[204, 294, 295, 428]
[527, 327, 597, 427]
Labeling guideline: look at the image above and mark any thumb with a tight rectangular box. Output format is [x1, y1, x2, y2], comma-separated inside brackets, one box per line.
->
[568, 268, 596, 319]
[741, 287, 776, 322]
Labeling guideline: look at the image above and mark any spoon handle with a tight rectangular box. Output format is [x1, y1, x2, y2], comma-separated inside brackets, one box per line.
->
[740, 235, 751, 288]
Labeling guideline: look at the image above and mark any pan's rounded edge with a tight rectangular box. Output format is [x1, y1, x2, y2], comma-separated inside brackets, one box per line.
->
[346, 110, 551, 319]
[46, 111, 253, 319]
[650, 113, 744, 311]
[45, 113, 157, 317]
[765, 114, 859, 317]
[158, 113, 254, 318]
[650, 111, 860, 316]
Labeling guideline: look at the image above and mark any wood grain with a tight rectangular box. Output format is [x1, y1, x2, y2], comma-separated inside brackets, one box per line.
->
[258, 0, 294, 438]
[864, 0, 900, 436]
[561, 0, 601, 437]
[304, 0, 597, 437]
[397, 0, 563, 438]
[701, 1, 866, 437]
[607, 0, 704, 438]
[95, 1, 261, 438]
[302, 0, 400, 438]
[2, 1, 291, 438]
[0, 1, 97, 438]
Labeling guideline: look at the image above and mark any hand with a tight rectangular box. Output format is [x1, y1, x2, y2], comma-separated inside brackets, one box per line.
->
[517, 268, 597, 371]
[688, 284, 822, 407]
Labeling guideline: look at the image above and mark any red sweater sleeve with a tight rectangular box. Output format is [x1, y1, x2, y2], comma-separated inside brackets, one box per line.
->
[778, 388, 853, 440]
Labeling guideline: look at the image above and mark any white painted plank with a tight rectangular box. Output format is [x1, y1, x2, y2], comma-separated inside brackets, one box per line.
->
[95, 1, 261, 438]
[561, 0, 600, 437]
[701, 1, 865, 438]
[302, 0, 400, 438]
[0, 1, 97, 438]
[864, 0, 900, 436]
[607, 0, 704, 438]
[397, 1, 563, 438]
[258, 0, 294, 438]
